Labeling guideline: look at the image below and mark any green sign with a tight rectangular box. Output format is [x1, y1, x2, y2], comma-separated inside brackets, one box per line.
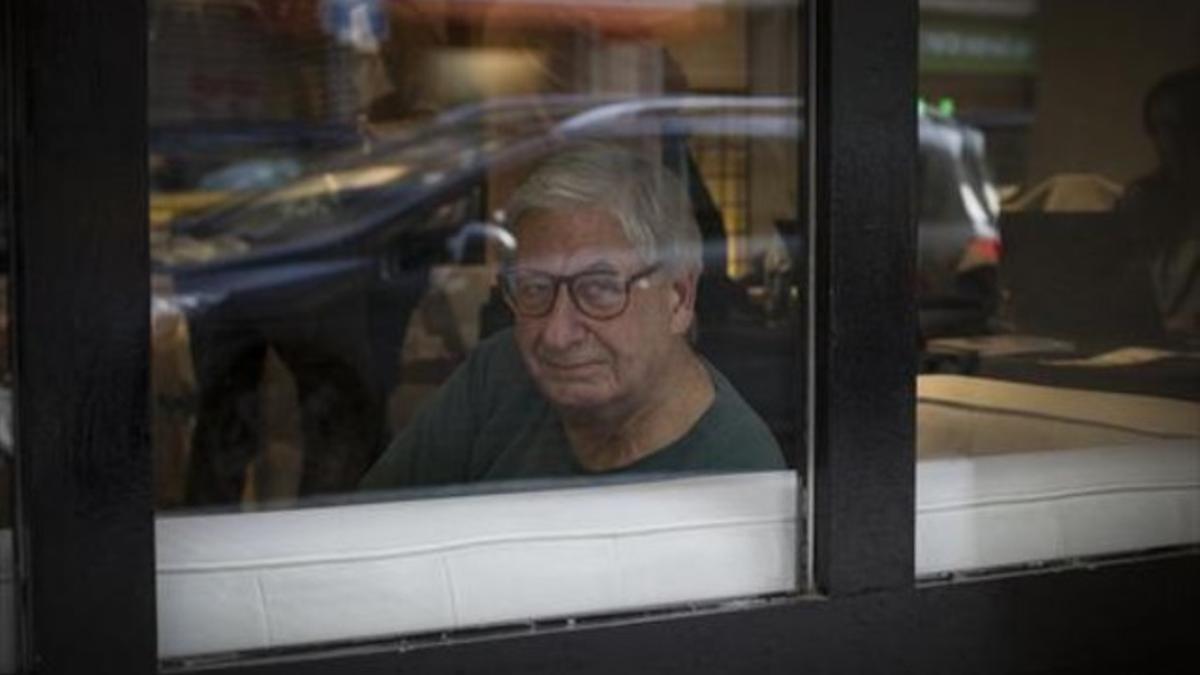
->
[918, 97, 958, 118]
[920, 15, 1036, 75]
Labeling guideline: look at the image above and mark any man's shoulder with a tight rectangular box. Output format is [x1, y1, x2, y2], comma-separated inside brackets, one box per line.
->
[707, 364, 769, 424]
[467, 327, 526, 378]
[461, 327, 541, 410]
[473, 326, 518, 359]
[698, 363, 787, 469]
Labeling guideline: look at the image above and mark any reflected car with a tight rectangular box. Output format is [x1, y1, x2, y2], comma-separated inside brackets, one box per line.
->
[149, 123, 362, 228]
[918, 114, 1003, 335]
[154, 95, 801, 314]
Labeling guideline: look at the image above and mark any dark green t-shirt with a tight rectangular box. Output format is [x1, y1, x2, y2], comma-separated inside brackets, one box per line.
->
[360, 329, 785, 490]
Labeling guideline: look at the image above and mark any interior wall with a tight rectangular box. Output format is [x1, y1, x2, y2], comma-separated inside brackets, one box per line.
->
[666, 6, 747, 92]
[1026, 0, 1200, 186]
[747, 3, 802, 263]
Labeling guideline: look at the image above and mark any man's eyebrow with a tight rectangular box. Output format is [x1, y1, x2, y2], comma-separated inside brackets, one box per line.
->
[577, 261, 621, 274]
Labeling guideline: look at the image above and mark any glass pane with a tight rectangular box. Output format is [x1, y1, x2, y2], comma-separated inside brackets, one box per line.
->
[916, 0, 1200, 578]
[150, 0, 807, 661]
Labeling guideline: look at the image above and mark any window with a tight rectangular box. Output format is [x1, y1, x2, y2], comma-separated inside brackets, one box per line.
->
[15, 2, 1200, 673]
[147, 0, 808, 662]
[915, 0, 1200, 578]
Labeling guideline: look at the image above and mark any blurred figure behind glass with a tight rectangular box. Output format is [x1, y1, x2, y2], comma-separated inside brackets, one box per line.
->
[1118, 66, 1200, 339]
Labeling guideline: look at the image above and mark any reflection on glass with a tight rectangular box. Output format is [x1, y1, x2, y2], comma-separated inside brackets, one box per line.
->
[915, 2, 1200, 578]
[150, 0, 805, 661]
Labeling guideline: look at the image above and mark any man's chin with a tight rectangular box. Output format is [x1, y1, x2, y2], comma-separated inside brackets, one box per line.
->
[538, 380, 617, 412]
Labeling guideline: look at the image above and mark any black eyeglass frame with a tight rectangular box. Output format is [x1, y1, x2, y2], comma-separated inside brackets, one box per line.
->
[499, 262, 663, 321]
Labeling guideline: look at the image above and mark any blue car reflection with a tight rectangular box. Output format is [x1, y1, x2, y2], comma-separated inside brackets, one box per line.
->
[154, 95, 998, 332]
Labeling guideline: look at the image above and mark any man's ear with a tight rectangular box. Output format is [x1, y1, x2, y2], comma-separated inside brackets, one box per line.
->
[667, 270, 699, 335]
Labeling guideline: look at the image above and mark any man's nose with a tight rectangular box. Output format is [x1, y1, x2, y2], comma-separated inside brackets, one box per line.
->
[539, 285, 588, 348]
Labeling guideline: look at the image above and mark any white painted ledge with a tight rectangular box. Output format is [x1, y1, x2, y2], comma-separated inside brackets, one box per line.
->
[155, 471, 798, 659]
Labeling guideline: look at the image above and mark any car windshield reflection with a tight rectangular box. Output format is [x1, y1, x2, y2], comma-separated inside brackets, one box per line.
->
[153, 95, 805, 270]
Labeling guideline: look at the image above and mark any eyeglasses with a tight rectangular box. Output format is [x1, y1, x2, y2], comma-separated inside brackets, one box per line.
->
[499, 263, 662, 320]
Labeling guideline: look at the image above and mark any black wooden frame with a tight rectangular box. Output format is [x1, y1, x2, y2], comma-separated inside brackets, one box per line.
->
[809, 0, 917, 597]
[7, 1, 1198, 674]
[9, 1, 156, 674]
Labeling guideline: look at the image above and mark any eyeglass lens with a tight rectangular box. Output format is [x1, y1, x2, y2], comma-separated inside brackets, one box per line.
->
[506, 270, 629, 319]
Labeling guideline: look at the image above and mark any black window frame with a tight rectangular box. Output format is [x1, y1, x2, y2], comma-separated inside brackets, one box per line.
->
[6, 1, 1198, 674]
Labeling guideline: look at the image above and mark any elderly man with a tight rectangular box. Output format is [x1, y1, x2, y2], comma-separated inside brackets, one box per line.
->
[360, 145, 784, 489]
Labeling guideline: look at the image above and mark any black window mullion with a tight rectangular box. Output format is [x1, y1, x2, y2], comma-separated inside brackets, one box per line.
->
[809, 0, 918, 597]
[11, 2, 156, 672]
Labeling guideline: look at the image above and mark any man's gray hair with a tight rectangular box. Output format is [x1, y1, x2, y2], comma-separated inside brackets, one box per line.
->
[506, 144, 703, 276]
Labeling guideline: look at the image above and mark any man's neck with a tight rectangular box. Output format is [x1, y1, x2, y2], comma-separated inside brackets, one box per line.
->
[561, 346, 715, 473]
